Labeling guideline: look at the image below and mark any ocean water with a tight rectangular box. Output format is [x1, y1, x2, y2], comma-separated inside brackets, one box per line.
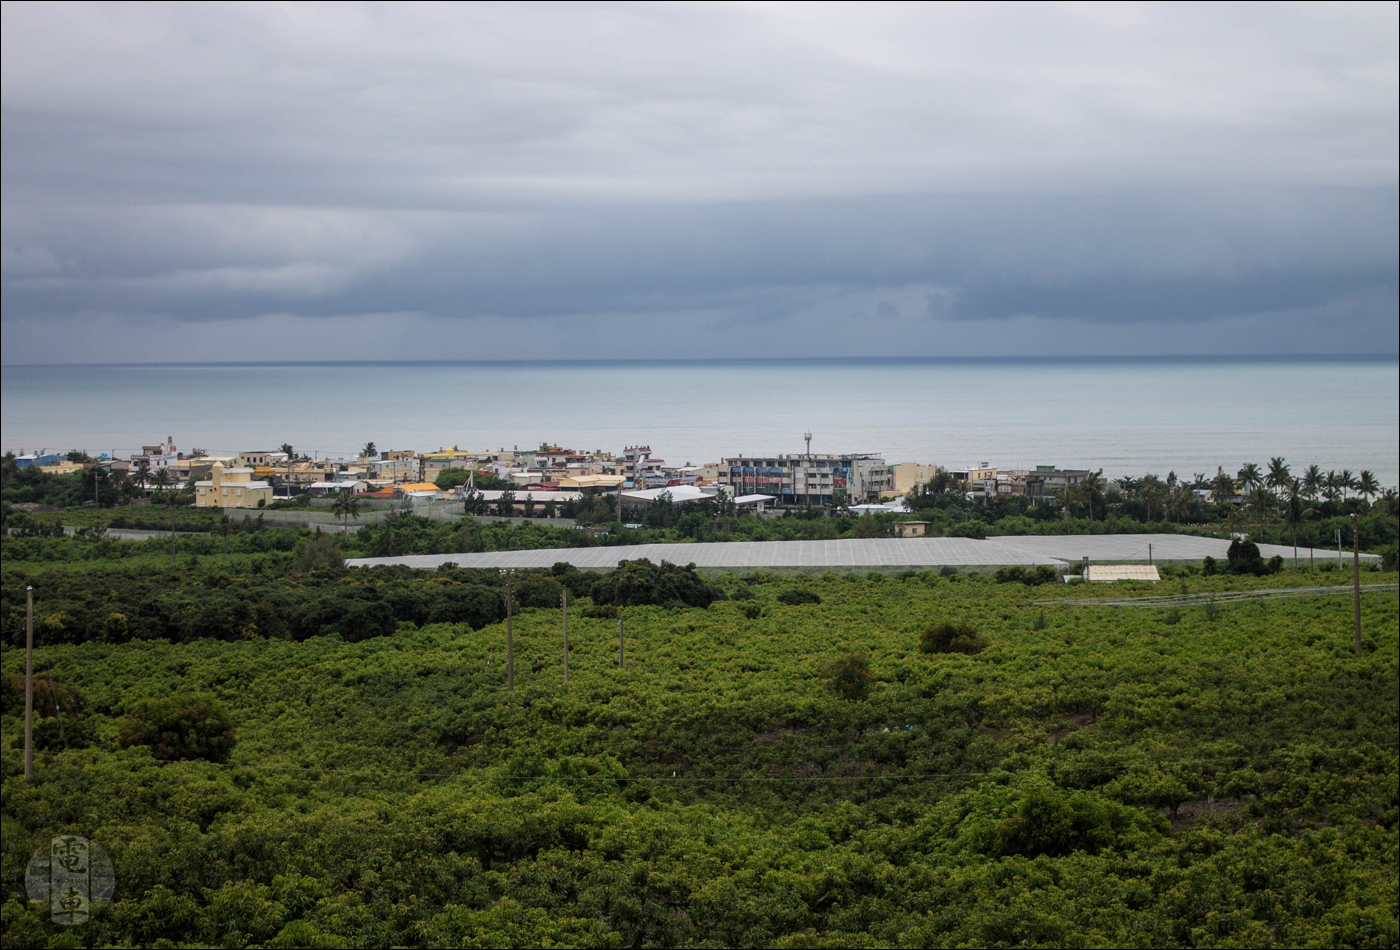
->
[2, 357, 1397, 486]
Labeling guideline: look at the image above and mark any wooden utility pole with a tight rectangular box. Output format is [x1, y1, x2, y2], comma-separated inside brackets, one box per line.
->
[505, 571, 515, 690]
[561, 588, 569, 683]
[618, 613, 625, 668]
[24, 586, 34, 777]
[1353, 513, 1361, 655]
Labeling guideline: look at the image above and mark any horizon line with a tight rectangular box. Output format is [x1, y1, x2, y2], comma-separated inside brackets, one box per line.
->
[4, 354, 1396, 370]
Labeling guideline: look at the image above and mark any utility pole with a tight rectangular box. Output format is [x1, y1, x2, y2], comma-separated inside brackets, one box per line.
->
[561, 588, 569, 683]
[24, 586, 34, 777]
[618, 613, 625, 668]
[505, 570, 515, 691]
[1353, 513, 1361, 655]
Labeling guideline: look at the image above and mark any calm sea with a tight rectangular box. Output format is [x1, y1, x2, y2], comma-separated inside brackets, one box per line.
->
[2, 357, 1397, 486]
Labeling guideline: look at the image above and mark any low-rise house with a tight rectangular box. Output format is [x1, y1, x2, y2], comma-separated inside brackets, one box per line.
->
[1024, 466, 1092, 499]
[892, 463, 940, 494]
[239, 451, 289, 468]
[195, 462, 272, 509]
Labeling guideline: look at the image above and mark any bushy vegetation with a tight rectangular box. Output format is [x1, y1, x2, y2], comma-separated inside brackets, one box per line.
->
[919, 620, 989, 655]
[117, 695, 237, 763]
[994, 564, 1058, 585]
[3, 565, 1396, 946]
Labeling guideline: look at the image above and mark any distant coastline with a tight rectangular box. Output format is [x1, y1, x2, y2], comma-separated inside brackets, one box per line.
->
[4, 354, 1395, 369]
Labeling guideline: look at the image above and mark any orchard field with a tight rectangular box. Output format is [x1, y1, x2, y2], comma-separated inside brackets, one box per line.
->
[2, 567, 1397, 948]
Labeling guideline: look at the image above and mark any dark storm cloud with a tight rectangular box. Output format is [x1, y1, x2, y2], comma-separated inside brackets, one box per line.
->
[2, 2, 1397, 361]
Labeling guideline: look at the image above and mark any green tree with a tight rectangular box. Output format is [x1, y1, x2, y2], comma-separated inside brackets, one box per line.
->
[920, 620, 988, 654]
[1140, 475, 1165, 522]
[1282, 478, 1306, 566]
[1302, 464, 1323, 500]
[363, 442, 377, 458]
[435, 467, 472, 490]
[1165, 484, 1193, 524]
[496, 489, 516, 517]
[824, 652, 871, 701]
[118, 694, 237, 762]
[331, 489, 362, 534]
[1250, 484, 1274, 542]
[1211, 469, 1236, 504]
[1356, 470, 1379, 506]
[1081, 471, 1106, 521]
[290, 529, 345, 572]
[1237, 461, 1262, 496]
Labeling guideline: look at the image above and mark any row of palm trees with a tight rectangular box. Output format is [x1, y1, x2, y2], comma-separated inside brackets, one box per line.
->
[1054, 458, 1395, 533]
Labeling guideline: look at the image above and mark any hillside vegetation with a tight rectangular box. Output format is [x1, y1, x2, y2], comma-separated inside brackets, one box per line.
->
[3, 568, 1396, 947]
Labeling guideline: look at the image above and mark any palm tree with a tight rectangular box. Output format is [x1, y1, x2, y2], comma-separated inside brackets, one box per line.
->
[1054, 484, 1077, 524]
[1165, 484, 1193, 524]
[1210, 470, 1235, 504]
[1379, 488, 1399, 518]
[1251, 485, 1274, 542]
[1338, 469, 1354, 502]
[279, 443, 295, 458]
[1322, 471, 1340, 502]
[150, 467, 177, 561]
[1080, 472, 1106, 522]
[133, 459, 152, 493]
[1237, 462, 1262, 501]
[1356, 470, 1379, 507]
[1265, 457, 1290, 492]
[331, 489, 361, 534]
[363, 442, 377, 459]
[1140, 475, 1165, 523]
[1282, 478, 1305, 567]
[1301, 464, 1322, 501]
[1116, 475, 1140, 497]
[1222, 503, 1243, 539]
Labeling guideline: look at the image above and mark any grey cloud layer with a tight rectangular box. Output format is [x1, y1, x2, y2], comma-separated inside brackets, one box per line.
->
[2, 2, 1397, 361]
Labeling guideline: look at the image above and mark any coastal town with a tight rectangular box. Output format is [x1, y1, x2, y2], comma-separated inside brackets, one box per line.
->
[16, 436, 1375, 518]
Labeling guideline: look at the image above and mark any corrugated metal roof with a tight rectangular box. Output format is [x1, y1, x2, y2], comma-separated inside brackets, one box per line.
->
[346, 533, 1377, 571]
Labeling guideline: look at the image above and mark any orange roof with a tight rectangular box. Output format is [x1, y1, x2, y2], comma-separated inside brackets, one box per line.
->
[397, 482, 441, 493]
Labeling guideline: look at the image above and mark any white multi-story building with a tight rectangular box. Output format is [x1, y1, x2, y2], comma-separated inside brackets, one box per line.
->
[719, 453, 892, 506]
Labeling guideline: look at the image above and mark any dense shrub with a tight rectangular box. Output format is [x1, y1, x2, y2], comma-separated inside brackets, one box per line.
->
[994, 565, 1057, 586]
[0, 671, 82, 716]
[1226, 539, 1282, 576]
[118, 694, 237, 762]
[824, 652, 871, 701]
[513, 572, 564, 609]
[776, 589, 822, 606]
[920, 621, 989, 655]
[590, 559, 718, 609]
[288, 531, 345, 573]
[991, 786, 1138, 858]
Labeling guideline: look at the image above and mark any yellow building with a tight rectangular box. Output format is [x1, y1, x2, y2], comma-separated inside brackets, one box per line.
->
[890, 463, 940, 495]
[194, 461, 272, 509]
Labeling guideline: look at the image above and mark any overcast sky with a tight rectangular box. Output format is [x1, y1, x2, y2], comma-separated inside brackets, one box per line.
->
[2, 1, 1396, 363]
